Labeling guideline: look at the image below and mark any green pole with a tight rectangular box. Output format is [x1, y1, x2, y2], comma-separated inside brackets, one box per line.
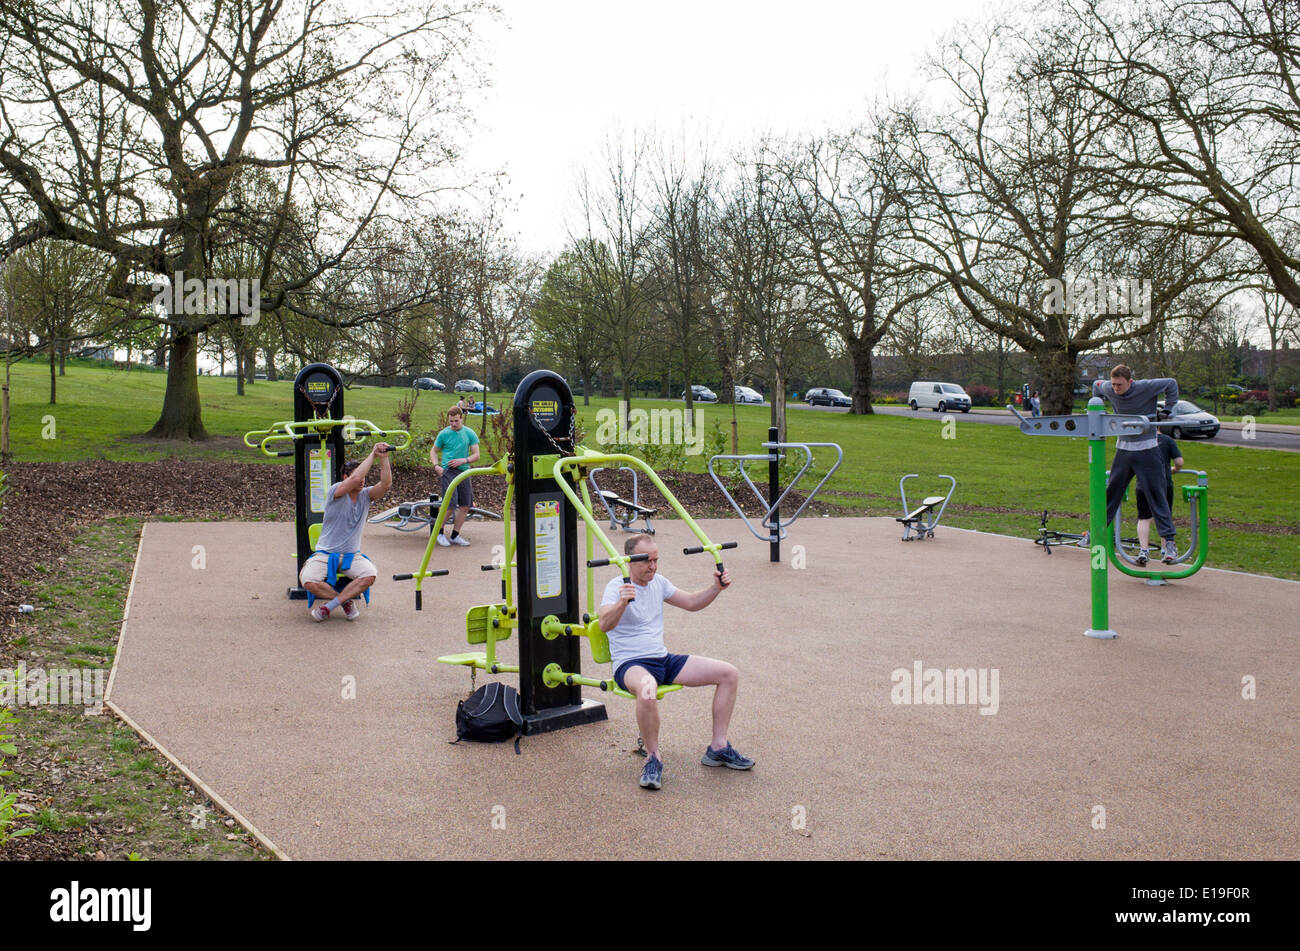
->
[1085, 397, 1117, 639]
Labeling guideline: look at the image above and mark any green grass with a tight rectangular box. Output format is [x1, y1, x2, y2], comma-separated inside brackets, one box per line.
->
[6, 516, 268, 859]
[6, 361, 1299, 578]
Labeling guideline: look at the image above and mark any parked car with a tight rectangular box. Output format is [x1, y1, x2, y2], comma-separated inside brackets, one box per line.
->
[413, 377, 445, 391]
[681, 384, 718, 402]
[908, 381, 972, 413]
[734, 385, 764, 404]
[805, 387, 852, 407]
[1159, 399, 1220, 439]
[454, 379, 487, 393]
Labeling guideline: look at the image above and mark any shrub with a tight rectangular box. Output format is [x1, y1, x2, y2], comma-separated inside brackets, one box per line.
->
[1243, 389, 1270, 403]
[967, 384, 997, 407]
[0, 707, 35, 846]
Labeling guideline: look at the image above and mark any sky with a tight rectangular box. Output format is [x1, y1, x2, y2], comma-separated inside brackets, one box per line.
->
[459, 0, 996, 257]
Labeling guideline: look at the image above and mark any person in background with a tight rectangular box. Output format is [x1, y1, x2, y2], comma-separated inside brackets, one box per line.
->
[431, 406, 480, 547]
[1092, 365, 1182, 563]
[1133, 432, 1185, 566]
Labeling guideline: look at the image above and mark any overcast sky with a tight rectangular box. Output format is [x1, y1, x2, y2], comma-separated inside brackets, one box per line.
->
[459, 0, 996, 257]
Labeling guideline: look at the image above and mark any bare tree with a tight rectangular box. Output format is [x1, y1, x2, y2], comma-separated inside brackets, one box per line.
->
[715, 152, 820, 441]
[646, 135, 719, 413]
[903, 20, 1234, 413]
[771, 118, 939, 414]
[571, 134, 655, 417]
[1257, 287, 1298, 410]
[1056, 0, 1300, 310]
[0, 0, 489, 437]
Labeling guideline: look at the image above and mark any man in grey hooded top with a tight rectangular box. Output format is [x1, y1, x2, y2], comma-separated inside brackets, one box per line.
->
[1093, 365, 1181, 564]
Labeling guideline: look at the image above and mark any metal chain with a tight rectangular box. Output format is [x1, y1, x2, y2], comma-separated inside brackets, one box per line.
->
[295, 381, 340, 420]
[529, 406, 577, 457]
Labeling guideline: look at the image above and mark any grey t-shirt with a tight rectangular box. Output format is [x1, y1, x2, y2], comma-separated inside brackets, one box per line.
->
[1093, 378, 1179, 451]
[316, 482, 372, 554]
[601, 573, 678, 670]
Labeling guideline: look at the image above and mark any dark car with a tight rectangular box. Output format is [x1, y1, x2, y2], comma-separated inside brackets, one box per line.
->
[1160, 399, 1220, 439]
[681, 384, 718, 402]
[413, 377, 445, 391]
[805, 387, 851, 407]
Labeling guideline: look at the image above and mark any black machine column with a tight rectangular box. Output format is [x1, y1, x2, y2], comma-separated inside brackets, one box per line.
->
[512, 370, 607, 734]
[289, 363, 346, 599]
[768, 425, 780, 563]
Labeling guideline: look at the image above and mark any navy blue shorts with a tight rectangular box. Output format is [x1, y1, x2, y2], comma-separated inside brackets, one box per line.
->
[614, 653, 690, 693]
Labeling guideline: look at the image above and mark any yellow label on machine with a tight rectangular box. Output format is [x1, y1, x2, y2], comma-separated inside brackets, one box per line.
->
[309, 448, 331, 513]
[534, 499, 562, 599]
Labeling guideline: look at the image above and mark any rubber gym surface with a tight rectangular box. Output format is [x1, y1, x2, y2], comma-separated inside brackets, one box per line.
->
[106, 518, 1299, 860]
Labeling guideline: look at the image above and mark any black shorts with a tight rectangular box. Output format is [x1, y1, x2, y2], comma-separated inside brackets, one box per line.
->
[613, 653, 690, 693]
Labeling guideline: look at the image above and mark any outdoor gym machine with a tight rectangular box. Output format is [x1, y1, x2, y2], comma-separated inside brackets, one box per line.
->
[1009, 397, 1209, 638]
[1109, 470, 1209, 585]
[243, 363, 411, 598]
[708, 426, 843, 562]
[396, 369, 735, 734]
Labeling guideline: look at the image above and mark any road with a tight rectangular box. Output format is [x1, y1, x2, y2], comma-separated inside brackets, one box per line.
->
[788, 402, 1300, 452]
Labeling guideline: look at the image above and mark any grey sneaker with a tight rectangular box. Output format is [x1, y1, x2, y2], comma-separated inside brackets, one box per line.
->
[1161, 540, 1178, 564]
[1136, 549, 1149, 566]
[702, 742, 754, 770]
[639, 754, 663, 790]
[450, 535, 470, 546]
[1078, 531, 1090, 549]
[436, 533, 450, 547]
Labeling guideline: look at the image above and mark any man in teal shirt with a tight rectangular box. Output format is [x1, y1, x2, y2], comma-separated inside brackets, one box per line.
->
[431, 406, 480, 546]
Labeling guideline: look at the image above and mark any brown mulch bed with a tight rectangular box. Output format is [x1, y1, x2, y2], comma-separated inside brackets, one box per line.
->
[0, 460, 835, 631]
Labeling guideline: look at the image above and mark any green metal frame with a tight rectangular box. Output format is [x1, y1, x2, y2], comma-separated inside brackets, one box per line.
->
[429, 444, 725, 703]
[243, 418, 411, 456]
[1106, 480, 1210, 581]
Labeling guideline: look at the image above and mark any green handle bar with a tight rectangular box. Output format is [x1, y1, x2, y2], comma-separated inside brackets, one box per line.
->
[243, 418, 412, 455]
[408, 457, 510, 600]
[1107, 481, 1209, 581]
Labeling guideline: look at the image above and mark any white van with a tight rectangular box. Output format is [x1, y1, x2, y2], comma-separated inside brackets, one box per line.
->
[908, 381, 971, 413]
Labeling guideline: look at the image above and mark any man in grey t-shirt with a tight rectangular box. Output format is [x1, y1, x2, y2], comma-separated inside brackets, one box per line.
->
[1093, 365, 1180, 563]
[599, 533, 751, 791]
[299, 442, 393, 621]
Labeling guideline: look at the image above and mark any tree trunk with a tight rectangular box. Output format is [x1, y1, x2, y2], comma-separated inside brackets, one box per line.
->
[148, 331, 209, 439]
[2, 370, 10, 459]
[245, 345, 255, 384]
[1267, 338, 1278, 412]
[58, 340, 65, 376]
[848, 340, 875, 415]
[265, 347, 277, 382]
[1035, 346, 1078, 416]
[235, 346, 246, 396]
[49, 341, 56, 405]
[771, 367, 787, 442]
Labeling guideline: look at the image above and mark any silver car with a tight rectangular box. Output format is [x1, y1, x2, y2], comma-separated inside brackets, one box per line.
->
[1161, 399, 1220, 439]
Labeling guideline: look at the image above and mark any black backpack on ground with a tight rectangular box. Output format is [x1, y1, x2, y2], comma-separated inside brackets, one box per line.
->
[453, 682, 523, 753]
